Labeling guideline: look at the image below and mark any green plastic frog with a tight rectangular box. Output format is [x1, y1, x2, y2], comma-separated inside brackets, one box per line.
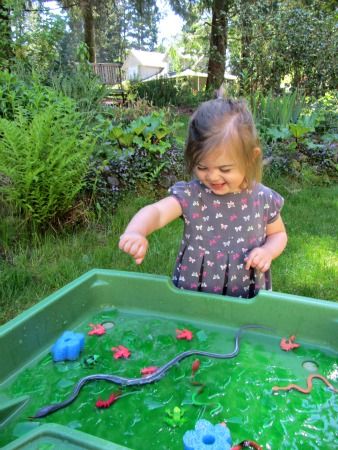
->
[164, 406, 186, 428]
[83, 354, 100, 368]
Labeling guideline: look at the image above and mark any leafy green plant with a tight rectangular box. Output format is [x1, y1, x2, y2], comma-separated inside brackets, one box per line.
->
[0, 70, 78, 122]
[0, 104, 94, 229]
[310, 91, 338, 133]
[85, 112, 185, 212]
[289, 123, 312, 140]
[250, 90, 306, 143]
[111, 113, 171, 155]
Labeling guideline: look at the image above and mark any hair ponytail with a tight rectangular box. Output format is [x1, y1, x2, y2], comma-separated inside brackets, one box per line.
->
[214, 84, 225, 100]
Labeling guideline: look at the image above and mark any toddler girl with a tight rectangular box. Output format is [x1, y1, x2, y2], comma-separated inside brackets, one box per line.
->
[119, 96, 287, 298]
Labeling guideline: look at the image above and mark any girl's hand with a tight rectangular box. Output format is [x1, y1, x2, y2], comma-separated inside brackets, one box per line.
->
[119, 232, 149, 264]
[245, 247, 273, 273]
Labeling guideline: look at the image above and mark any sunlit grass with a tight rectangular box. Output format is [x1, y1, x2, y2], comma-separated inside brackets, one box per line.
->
[0, 181, 337, 325]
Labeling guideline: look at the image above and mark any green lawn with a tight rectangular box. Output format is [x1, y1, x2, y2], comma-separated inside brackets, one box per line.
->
[0, 180, 337, 325]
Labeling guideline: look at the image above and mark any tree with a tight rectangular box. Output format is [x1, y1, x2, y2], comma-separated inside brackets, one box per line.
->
[229, 0, 337, 95]
[123, 0, 159, 51]
[0, 0, 14, 69]
[170, 0, 234, 92]
[80, 0, 96, 62]
[206, 0, 232, 91]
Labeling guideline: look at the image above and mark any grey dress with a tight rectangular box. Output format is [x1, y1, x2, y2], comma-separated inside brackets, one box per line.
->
[169, 180, 284, 298]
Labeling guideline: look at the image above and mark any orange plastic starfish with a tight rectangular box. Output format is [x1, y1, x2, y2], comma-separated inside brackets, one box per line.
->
[176, 329, 193, 340]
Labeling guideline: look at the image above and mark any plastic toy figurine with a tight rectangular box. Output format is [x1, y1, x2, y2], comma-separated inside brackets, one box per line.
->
[51, 331, 85, 362]
[231, 440, 263, 449]
[191, 359, 200, 375]
[88, 323, 106, 336]
[165, 406, 187, 428]
[272, 373, 338, 394]
[83, 354, 100, 368]
[280, 335, 300, 351]
[111, 345, 131, 359]
[140, 366, 158, 376]
[183, 419, 232, 449]
[176, 329, 193, 340]
[96, 391, 121, 408]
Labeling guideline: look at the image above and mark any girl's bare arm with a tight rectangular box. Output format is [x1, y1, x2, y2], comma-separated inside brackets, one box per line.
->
[119, 196, 182, 264]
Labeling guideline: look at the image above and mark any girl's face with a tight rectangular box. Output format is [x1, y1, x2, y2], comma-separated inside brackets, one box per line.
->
[194, 146, 246, 195]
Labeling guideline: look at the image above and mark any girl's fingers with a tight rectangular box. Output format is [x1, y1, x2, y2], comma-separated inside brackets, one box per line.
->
[129, 242, 142, 256]
[261, 262, 271, 272]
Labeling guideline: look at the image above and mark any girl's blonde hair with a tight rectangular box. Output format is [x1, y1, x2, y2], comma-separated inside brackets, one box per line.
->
[185, 94, 262, 188]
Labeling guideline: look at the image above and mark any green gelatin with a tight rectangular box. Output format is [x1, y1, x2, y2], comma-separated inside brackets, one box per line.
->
[1, 310, 337, 449]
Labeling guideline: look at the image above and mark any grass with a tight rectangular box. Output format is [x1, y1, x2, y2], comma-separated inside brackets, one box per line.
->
[0, 179, 337, 325]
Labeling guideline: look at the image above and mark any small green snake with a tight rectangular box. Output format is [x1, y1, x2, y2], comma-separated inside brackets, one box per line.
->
[31, 324, 268, 419]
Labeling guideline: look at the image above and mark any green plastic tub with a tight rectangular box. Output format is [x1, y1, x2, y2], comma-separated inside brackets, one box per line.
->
[0, 269, 337, 449]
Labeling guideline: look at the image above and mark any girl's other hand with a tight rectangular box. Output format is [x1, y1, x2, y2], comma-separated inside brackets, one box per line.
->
[119, 232, 149, 264]
[245, 247, 272, 273]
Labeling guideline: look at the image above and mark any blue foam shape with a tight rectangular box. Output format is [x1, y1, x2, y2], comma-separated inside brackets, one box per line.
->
[183, 419, 232, 450]
[51, 331, 85, 362]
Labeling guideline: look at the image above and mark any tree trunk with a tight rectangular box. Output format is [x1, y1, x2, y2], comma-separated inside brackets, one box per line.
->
[0, 0, 14, 69]
[80, 0, 96, 63]
[206, 0, 230, 92]
[239, 0, 253, 95]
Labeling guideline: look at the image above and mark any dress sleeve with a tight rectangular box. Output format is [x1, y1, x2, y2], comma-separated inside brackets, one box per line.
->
[168, 181, 193, 217]
[266, 188, 284, 224]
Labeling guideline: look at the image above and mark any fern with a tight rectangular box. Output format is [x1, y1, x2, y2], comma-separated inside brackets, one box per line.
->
[0, 105, 94, 228]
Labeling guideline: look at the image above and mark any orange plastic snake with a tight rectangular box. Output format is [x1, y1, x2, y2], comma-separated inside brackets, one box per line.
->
[272, 374, 338, 394]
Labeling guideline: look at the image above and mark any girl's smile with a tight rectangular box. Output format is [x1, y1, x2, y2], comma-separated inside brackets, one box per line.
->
[194, 147, 246, 195]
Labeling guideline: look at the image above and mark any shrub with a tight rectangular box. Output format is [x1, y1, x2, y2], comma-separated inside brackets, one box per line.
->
[85, 112, 185, 211]
[130, 77, 208, 107]
[250, 90, 306, 144]
[51, 67, 107, 116]
[0, 70, 75, 121]
[0, 103, 95, 229]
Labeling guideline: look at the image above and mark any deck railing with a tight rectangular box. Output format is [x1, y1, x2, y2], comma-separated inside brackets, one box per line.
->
[91, 63, 124, 86]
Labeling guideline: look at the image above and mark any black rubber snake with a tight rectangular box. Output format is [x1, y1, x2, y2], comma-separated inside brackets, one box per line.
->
[31, 324, 268, 418]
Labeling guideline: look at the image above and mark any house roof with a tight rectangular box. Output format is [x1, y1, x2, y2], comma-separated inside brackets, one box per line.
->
[123, 49, 168, 69]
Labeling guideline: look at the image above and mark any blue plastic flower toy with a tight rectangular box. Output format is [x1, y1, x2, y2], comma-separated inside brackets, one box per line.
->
[51, 331, 85, 362]
[183, 419, 232, 450]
